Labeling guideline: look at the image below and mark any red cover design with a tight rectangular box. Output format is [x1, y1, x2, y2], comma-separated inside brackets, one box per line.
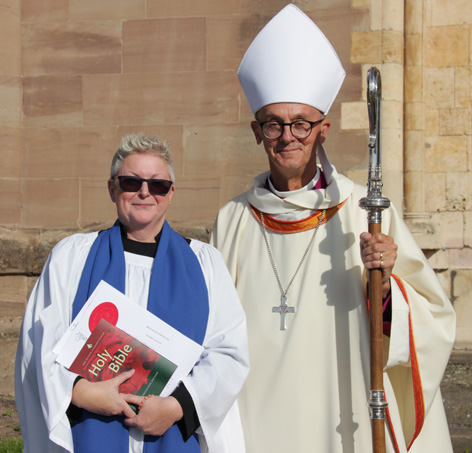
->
[69, 318, 177, 398]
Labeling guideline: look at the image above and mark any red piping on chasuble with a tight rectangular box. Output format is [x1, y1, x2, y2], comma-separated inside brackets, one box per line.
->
[385, 408, 401, 453]
[364, 275, 424, 452]
[390, 274, 425, 451]
[250, 199, 346, 233]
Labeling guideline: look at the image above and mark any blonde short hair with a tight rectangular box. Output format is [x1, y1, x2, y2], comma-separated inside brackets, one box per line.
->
[110, 132, 175, 181]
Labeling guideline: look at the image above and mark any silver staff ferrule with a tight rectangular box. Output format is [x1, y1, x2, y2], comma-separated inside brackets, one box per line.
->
[368, 390, 388, 420]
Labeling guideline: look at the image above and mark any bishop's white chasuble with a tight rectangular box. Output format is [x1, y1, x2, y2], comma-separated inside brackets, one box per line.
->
[211, 168, 455, 453]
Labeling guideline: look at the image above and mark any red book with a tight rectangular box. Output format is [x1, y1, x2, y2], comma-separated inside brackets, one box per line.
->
[69, 318, 177, 410]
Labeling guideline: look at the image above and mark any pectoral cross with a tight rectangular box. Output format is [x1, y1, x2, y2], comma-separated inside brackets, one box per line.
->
[272, 295, 295, 330]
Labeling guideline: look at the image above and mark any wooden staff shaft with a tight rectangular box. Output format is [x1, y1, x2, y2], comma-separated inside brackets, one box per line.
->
[369, 222, 386, 453]
[360, 65, 389, 452]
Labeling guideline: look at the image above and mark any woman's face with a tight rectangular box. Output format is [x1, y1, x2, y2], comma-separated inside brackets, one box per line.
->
[108, 153, 175, 242]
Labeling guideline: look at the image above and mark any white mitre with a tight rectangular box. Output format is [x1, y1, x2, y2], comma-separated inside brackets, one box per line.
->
[237, 4, 346, 115]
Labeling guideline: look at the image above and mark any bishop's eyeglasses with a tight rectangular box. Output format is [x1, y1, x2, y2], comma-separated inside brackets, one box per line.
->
[259, 119, 324, 140]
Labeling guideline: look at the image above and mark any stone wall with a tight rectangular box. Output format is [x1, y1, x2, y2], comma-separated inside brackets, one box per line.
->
[403, 0, 471, 349]
[0, 0, 470, 348]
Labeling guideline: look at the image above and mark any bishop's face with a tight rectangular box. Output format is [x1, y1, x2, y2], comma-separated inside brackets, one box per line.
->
[251, 102, 330, 191]
[108, 153, 175, 242]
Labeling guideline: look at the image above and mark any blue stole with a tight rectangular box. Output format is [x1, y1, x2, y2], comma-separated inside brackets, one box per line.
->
[71, 220, 209, 453]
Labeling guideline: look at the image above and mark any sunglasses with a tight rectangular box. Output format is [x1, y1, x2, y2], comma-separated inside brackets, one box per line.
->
[116, 176, 173, 195]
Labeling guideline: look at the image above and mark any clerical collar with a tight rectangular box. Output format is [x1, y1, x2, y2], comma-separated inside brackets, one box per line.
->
[119, 223, 161, 258]
[267, 168, 322, 198]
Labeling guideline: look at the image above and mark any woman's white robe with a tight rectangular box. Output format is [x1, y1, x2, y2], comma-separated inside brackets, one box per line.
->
[15, 233, 249, 453]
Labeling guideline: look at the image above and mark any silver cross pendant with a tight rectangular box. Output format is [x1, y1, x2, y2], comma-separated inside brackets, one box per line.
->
[272, 295, 295, 330]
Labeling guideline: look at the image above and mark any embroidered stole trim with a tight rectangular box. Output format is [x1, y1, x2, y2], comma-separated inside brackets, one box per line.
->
[250, 199, 347, 233]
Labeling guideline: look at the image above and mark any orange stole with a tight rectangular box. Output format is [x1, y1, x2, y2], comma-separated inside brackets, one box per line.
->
[250, 199, 347, 233]
[391, 275, 425, 452]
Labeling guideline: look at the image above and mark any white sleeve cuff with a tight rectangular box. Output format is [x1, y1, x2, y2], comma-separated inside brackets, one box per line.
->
[385, 277, 410, 369]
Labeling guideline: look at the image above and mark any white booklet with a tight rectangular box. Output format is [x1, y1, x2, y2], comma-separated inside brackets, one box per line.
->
[54, 280, 204, 397]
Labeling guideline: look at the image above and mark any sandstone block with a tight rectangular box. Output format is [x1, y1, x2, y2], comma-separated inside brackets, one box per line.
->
[404, 172, 424, 212]
[82, 72, 239, 127]
[0, 76, 21, 127]
[424, 109, 439, 136]
[80, 178, 117, 228]
[382, 0, 404, 31]
[424, 136, 468, 173]
[69, 0, 145, 20]
[305, 6, 367, 82]
[23, 76, 83, 127]
[166, 177, 220, 227]
[0, 275, 28, 305]
[352, 0, 370, 7]
[452, 269, 472, 348]
[240, 90, 255, 122]
[405, 102, 423, 131]
[370, 0, 382, 31]
[404, 130, 423, 170]
[450, 249, 472, 269]
[382, 31, 403, 64]
[431, 0, 472, 26]
[439, 108, 471, 136]
[381, 129, 403, 172]
[351, 32, 381, 64]
[22, 178, 80, 228]
[438, 211, 464, 249]
[464, 212, 472, 247]
[0, 228, 63, 275]
[425, 25, 469, 68]
[0, 179, 20, 225]
[123, 18, 206, 73]
[22, 127, 118, 179]
[22, 0, 69, 22]
[314, 121, 369, 177]
[182, 124, 266, 178]
[455, 67, 471, 108]
[404, 213, 441, 249]
[382, 100, 403, 130]
[0, 128, 20, 179]
[379, 64, 404, 102]
[0, 15, 20, 76]
[207, 16, 255, 72]
[147, 0, 241, 18]
[405, 0, 423, 35]
[405, 34, 422, 67]
[425, 172, 447, 212]
[424, 67, 455, 109]
[446, 172, 472, 211]
[27, 276, 39, 300]
[404, 66, 422, 103]
[22, 21, 122, 76]
[382, 170, 403, 212]
[340, 102, 368, 130]
[0, 0, 20, 21]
